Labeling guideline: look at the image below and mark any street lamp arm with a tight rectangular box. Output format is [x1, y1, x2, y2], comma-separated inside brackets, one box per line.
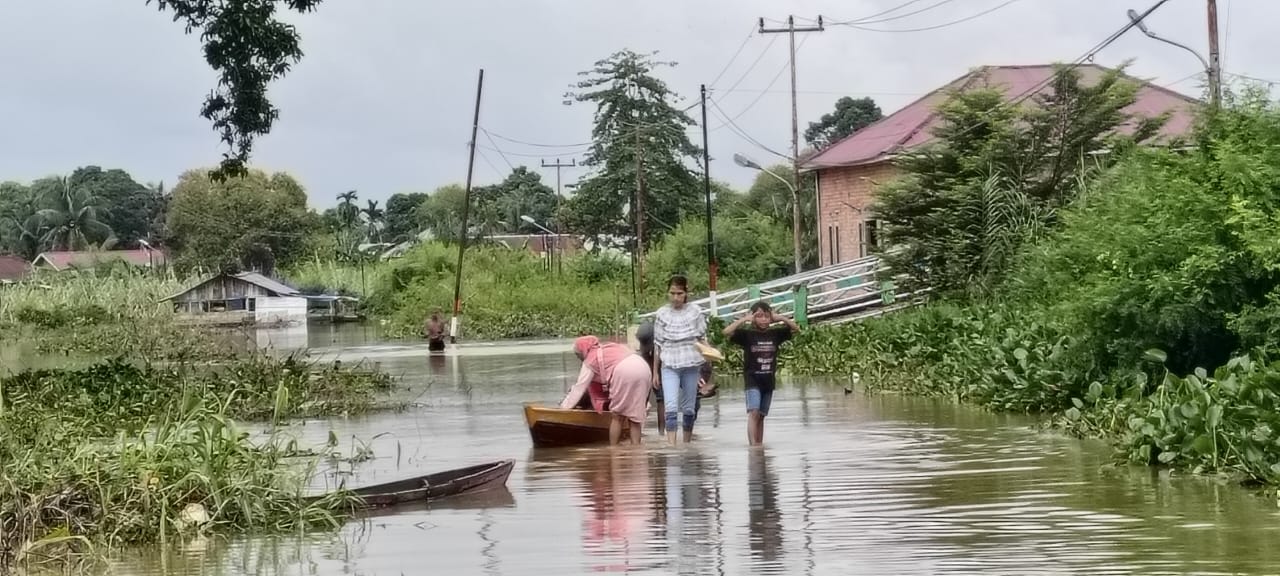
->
[1145, 32, 1210, 72]
[759, 166, 798, 196]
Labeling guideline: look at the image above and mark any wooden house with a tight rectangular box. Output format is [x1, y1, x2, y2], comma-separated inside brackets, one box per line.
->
[163, 272, 307, 325]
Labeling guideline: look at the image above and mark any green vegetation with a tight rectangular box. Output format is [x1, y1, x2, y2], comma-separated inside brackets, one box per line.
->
[774, 85, 1280, 488]
[0, 354, 393, 570]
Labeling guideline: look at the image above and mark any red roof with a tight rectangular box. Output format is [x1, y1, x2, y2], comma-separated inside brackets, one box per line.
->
[33, 249, 167, 271]
[803, 64, 1200, 170]
[0, 255, 29, 281]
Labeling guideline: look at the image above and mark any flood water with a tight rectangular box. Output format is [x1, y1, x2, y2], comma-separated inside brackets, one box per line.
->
[47, 325, 1280, 574]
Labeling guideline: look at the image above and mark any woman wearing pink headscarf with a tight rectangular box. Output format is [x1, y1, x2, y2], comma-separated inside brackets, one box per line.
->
[560, 335, 651, 445]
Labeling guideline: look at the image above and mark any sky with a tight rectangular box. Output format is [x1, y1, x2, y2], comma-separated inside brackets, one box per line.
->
[0, 0, 1272, 209]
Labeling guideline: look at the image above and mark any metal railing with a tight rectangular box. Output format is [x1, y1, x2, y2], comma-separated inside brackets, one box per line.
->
[637, 256, 928, 325]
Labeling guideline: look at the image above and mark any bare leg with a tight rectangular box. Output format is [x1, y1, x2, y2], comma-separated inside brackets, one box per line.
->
[747, 411, 763, 446]
[656, 398, 666, 435]
[609, 415, 623, 446]
[758, 414, 766, 445]
[629, 422, 642, 445]
[683, 428, 693, 443]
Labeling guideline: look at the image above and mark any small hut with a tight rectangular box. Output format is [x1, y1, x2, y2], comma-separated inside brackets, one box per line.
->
[163, 272, 306, 325]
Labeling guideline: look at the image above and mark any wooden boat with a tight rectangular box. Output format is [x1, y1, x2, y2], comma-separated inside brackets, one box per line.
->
[523, 403, 630, 447]
[306, 459, 514, 509]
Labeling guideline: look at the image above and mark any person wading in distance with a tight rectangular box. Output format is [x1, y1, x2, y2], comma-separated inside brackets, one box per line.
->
[723, 300, 799, 446]
[652, 274, 707, 445]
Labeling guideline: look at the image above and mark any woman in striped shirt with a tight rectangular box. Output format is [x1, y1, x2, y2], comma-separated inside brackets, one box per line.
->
[652, 274, 708, 445]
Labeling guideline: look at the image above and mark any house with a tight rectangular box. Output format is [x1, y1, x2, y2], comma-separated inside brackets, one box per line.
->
[0, 255, 30, 284]
[163, 271, 307, 325]
[32, 248, 168, 272]
[802, 64, 1200, 267]
[488, 234, 583, 258]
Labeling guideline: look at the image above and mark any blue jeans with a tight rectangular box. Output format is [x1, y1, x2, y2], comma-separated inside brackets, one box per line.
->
[745, 387, 774, 416]
[661, 365, 701, 432]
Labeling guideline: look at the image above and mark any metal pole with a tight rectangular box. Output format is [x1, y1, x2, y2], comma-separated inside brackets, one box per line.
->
[450, 69, 484, 344]
[700, 84, 718, 314]
[1207, 0, 1221, 108]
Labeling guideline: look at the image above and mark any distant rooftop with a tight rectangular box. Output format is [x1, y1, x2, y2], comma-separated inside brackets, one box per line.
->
[32, 248, 167, 271]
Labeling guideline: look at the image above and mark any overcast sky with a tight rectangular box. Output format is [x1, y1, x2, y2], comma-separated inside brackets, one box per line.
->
[0, 0, 1270, 208]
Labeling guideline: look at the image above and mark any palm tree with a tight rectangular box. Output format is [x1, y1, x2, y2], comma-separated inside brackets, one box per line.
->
[37, 177, 113, 251]
[336, 190, 360, 231]
[361, 199, 385, 242]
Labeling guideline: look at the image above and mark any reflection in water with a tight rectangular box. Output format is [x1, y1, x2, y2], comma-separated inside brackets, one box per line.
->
[82, 323, 1280, 575]
[748, 449, 783, 569]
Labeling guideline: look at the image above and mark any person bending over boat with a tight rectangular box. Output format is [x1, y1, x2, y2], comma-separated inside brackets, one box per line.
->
[723, 300, 799, 446]
[561, 335, 650, 445]
[653, 274, 708, 445]
[637, 320, 713, 436]
[424, 310, 447, 352]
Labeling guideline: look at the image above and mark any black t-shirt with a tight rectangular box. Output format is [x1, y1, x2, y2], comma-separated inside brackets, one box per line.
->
[730, 326, 792, 390]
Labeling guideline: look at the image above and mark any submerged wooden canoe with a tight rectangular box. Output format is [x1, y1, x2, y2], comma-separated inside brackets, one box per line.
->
[307, 459, 515, 509]
[523, 403, 629, 448]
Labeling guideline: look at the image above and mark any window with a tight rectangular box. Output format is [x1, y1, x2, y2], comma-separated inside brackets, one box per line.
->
[867, 220, 880, 251]
[248, 298, 257, 312]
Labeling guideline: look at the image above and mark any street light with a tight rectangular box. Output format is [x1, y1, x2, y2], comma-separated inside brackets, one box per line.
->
[734, 153, 802, 274]
[520, 215, 560, 274]
[1127, 7, 1217, 105]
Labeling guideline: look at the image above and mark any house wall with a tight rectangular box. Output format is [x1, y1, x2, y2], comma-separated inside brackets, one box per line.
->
[255, 296, 308, 325]
[172, 276, 275, 303]
[815, 162, 902, 267]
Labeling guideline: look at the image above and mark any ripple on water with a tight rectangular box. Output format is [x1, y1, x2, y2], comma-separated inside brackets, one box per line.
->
[95, 336, 1280, 575]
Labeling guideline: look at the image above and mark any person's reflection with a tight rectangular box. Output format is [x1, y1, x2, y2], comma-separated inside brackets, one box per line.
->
[580, 449, 653, 572]
[651, 450, 721, 573]
[748, 448, 783, 564]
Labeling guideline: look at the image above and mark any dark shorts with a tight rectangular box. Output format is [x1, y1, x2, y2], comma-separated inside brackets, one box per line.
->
[428, 338, 446, 352]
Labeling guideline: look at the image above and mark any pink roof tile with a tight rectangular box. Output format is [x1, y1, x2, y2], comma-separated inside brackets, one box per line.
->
[33, 249, 167, 271]
[803, 64, 1200, 170]
[0, 255, 29, 281]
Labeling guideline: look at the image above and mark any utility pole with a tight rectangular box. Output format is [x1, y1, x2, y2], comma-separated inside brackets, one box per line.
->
[1206, 0, 1221, 108]
[450, 69, 484, 344]
[760, 15, 824, 274]
[541, 158, 576, 276]
[700, 84, 718, 314]
[634, 118, 647, 291]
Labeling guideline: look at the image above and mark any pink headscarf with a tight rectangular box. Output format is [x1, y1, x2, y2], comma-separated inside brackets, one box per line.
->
[574, 335, 632, 383]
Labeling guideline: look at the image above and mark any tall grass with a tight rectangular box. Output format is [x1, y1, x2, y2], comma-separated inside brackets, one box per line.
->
[0, 354, 393, 570]
[0, 269, 185, 329]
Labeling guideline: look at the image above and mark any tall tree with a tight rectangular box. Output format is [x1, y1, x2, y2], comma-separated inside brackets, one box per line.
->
[36, 177, 114, 251]
[361, 199, 385, 242]
[67, 166, 160, 247]
[0, 182, 44, 259]
[166, 168, 317, 273]
[149, 0, 323, 181]
[416, 184, 467, 243]
[804, 97, 883, 150]
[383, 192, 428, 244]
[561, 50, 701, 247]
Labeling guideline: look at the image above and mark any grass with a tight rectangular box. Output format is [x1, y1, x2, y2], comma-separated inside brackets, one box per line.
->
[0, 354, 397, 571]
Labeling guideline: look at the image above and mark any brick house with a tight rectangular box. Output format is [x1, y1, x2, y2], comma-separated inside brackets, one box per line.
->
[802, 64, 1200, 267]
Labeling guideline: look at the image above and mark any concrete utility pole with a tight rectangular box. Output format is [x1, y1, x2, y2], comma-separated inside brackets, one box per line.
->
[759, 15, 824, 274]
[700, 84, 718, 314]
[1206, 0, 1221, 108]
[450, 69, 484, 344]
[540, 158, 576, 275]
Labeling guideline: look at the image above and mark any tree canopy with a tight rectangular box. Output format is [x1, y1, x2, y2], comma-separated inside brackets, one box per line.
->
[166, 168, 315, 273]
[804, 96, 883, 150]
[561, 50, 702, 247]
[149, 0, 322, 181]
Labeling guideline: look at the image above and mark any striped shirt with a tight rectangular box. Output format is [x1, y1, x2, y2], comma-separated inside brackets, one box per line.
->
[654, 303, 707, 369]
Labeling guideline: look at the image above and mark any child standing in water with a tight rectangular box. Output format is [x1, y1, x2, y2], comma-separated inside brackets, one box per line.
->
[723, 301, 799, 446]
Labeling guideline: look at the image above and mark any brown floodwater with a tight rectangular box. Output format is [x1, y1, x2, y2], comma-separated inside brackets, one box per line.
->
[49, 325, 1280, 574]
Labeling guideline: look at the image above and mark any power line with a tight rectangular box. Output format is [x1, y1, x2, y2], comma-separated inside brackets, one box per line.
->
[830, 0, 934, 24]
[709, 25, 760, 88]
[483, 130, 592, 149]
[480, 128, 517, 172]
[847, 0, 964, 26]
[718, 35, 780, 97]
[833, 0, 1023, 33]
[708, 98, 792, 161]
[709, 34, 812, 131]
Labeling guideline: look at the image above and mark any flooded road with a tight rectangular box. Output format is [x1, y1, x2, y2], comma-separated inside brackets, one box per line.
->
[82, 325, 1280, 574]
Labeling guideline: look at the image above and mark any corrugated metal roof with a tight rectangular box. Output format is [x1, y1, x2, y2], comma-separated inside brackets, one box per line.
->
[802, 64, 1200, 170]
[0, 255, 30, 281]
[162, 271, 300, 301]
[231, 272, 300, 296]
[33, 249, 167, 271]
